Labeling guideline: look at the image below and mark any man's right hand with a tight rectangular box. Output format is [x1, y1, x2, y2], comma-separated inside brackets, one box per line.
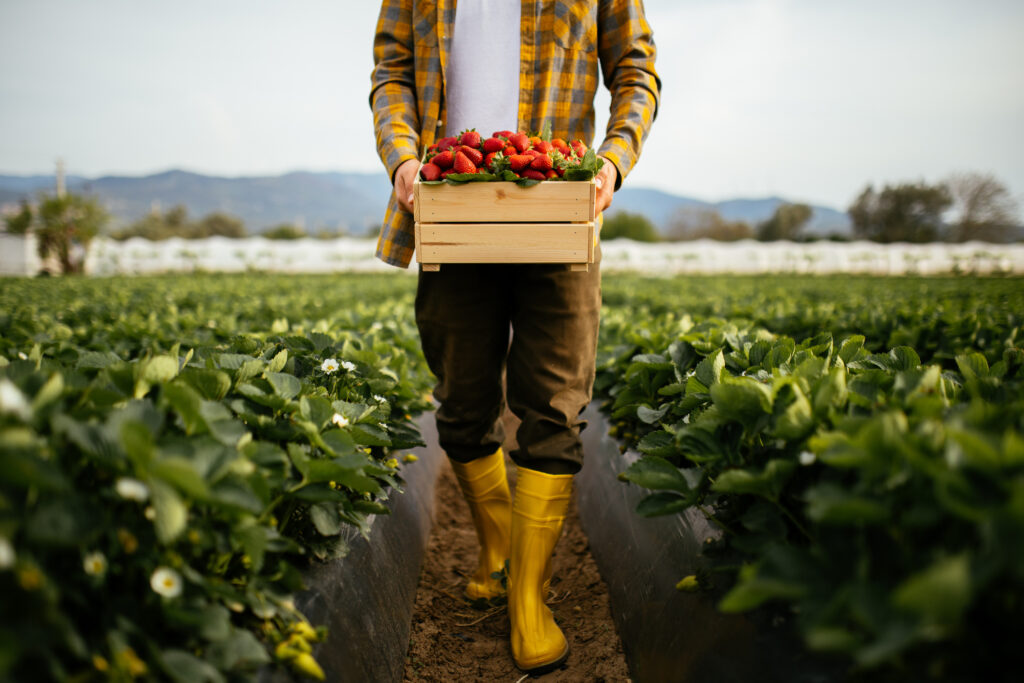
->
[394, 158, 420, 214]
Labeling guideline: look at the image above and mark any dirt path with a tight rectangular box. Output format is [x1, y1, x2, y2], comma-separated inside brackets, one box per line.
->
[403, 417, 630, 682]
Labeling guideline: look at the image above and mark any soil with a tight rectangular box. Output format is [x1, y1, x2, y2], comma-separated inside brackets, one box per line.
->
[403, 414, 631, 682]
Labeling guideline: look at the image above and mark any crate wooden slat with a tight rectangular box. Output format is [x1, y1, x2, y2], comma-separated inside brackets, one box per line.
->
[416, 222, 594, 264]
[414, 176, 597, 271]
[415, 179, 594, 223]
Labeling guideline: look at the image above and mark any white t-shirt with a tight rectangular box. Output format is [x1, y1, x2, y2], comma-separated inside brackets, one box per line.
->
[444, 0, 521, 139]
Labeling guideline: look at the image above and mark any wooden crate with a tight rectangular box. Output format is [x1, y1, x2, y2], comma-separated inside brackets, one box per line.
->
[413, 176, 596, 271]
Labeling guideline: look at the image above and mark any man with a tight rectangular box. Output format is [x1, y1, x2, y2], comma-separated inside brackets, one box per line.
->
[370, 0, 659, 673]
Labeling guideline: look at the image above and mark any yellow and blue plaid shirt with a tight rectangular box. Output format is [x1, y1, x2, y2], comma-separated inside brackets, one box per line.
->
[370, 0, 661, 268]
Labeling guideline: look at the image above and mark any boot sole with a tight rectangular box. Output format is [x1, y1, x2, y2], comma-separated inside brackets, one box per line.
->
[515, 642, 569, 676]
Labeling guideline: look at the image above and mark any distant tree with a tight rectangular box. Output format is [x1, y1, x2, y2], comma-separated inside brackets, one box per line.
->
[946, 172, 1019, 243]
[848, 182, 951, 243]
[4, 199, 33, 235]
[4, 192, 109, 273]
[197, 212, 246, 238]
[756, 203, 813, 241]
[113, 206, 246, 240]
[667, 207, 753, 242]
[601, 211, 660, 242]
[263, 224, 307, 240]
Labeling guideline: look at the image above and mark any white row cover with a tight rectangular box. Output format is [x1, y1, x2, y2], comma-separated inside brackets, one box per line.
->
[2, 235, 1022, 276]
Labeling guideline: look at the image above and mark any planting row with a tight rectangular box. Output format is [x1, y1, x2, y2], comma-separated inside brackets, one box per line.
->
[597, 275, 1024, 680]
[0, 274, 430, 682]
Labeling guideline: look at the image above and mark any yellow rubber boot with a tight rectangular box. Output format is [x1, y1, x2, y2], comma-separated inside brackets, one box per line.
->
[450, 449, 512, 600]
[509, 467, 573, 673]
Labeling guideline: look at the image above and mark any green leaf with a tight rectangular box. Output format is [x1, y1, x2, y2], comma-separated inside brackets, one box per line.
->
[772, 383, 814, 440]
[718, 563, 806, 612]
[695, 349, 725, 388]
[299, 395, 334, 431]
[635, 491, 691, 517]
[266, 348, 288, 373]
[889, 346, 921, 371]
[180, 368, 232, 400]
[0, 450, 70, 491]
[206, 629, 270, 670]
[150, 457, 210, 500]
[804, 483, 889, 524]
[265, 372, 301, 400]
[151, 480, 188, 543]
[310, 502, 342, 536]
[164, 381, 203, 434]
[713, 459, 796, 502]
[711, 376, 773, 422]
[637, 403, 669, 424]
[623, 456, 693, 494]
[637, 430, 676, 457]
[892, 554, 971, 627]
[76, 350, 122, 369]
[161, 650, 226, 683]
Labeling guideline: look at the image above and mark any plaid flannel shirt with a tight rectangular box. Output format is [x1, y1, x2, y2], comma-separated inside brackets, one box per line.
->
[369, 0, 661, 268]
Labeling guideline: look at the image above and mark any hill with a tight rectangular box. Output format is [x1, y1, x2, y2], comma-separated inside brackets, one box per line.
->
[0, 170, 851, 237]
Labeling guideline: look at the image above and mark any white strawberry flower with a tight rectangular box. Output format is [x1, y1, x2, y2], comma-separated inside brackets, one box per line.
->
[799, 451, 816, 466]
[332, 413, 349, 428]
[321, 358, 340, 374]
[373, 394, 386, 403]
[0, 379, 31, 421]
[115, 477, 150, 502]
[83, 551, 107, 577]
[150, 566, 183, 598]
[0, 537, 14, 570]
[340, 360, 356, 372]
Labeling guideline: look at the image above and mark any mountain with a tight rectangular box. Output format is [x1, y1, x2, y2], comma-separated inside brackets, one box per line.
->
[0, 169, 851, 237]
[610, 190, 851, 237]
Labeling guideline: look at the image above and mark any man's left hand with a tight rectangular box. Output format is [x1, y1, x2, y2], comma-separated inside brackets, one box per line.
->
[595, 156, 618, 214]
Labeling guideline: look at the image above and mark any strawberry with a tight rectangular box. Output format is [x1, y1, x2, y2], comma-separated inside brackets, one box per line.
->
[492, 130, 514, 139]
[452, 150, 476, 174]
[420, 163, 442, 181]
[508, 154, 533, 172]
[571, 140, 587, 158]
[459, 129, 481, 148]
[521, 169, 546, 181]
[525, 148, 541, 158]
[508, 132, 530, 153]
[503, 145, 517, 156]
[534, 140, 553, 154]
[437, 136, 459, 152]
[459, 145, 484, 165]
[551, 138, 570, 154]
[528, 136, 542, 148]
[441, 168, 455, 178]
[482, 137, 505, 153]
[432, 149, 454, 170]
[427, 143, 439, 153]
[531, 154, 553, 172]
[545, 169, 558, 179]
[484, 151, 499, 168]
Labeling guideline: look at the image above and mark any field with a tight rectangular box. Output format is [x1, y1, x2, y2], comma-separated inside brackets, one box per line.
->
[2, 272, 1022, 681]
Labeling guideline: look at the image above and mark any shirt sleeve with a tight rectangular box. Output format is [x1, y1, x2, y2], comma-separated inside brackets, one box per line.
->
[596, 0, 662, 189]
[370, 0, 422, 182]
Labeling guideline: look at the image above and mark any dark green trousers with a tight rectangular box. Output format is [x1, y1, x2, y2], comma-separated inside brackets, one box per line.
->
[415, 257, 601, 475]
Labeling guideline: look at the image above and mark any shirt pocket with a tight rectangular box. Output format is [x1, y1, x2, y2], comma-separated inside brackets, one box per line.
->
[552, 0, 597, 52]
[413, 0, 438, 46]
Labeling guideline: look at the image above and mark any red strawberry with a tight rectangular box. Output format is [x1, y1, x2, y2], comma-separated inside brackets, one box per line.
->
[484, 151, 499, 168]
[420, 163, 442, 181]
[492, 130, 514, 139]
[459, 145, 484, 165]
[521, 169, 546, 181]
[531, 154, 553, 172]
[482, 137, 505, 153]
[433, 149, 454, 170]
[571, 140, 587, 157]
[545, 169, 558, 179]
[508, 154, 533, 172]
[437, 136, 459, 152]
[525, 148, 541, 158]
[459, 129, 481, 148]
[503, 145, 517, 156]
[509, 132, 530, 153]
[453, 150, 476, 174]
[534, 140, 553, 154]
[427, 143, 439, 153]
[551, 138, 569, 154]
[440, 168, 455, 178]
[476, 166, 488, 174]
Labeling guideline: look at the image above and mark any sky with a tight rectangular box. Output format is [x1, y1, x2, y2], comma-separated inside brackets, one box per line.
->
[1, 0, 1023, 213]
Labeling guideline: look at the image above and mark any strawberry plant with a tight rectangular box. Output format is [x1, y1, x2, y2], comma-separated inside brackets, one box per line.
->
[597, 274, 1024, 680]
[0, 274, 431, 682]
